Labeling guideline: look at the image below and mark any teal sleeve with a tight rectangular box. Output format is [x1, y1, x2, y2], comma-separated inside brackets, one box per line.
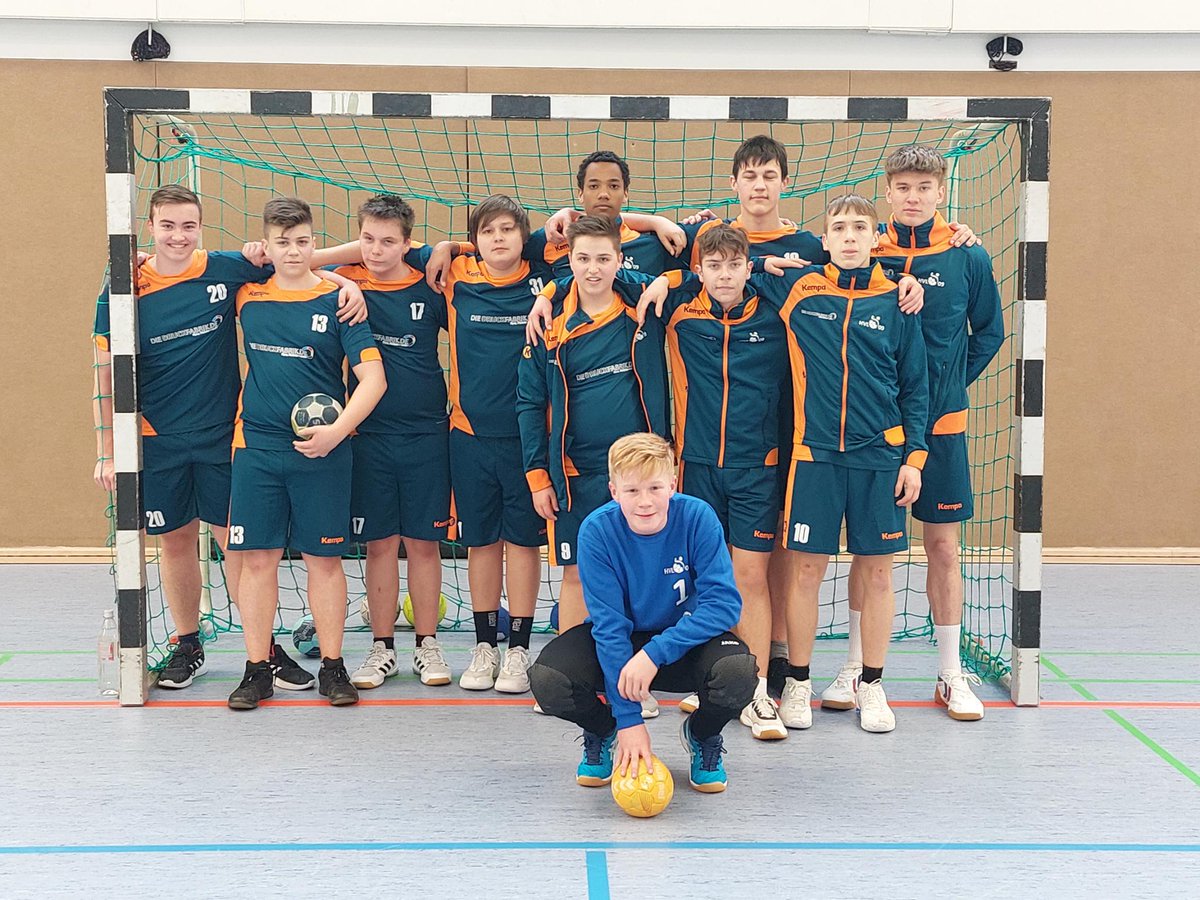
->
[896, 310, 930, 465]
[404, 244, 434, 272]
[515, 339, 552, 480]
[643, 507, 743, 668]
[208, 250, 273, 286]
[964, 246, 1005, 386]
[93, 279, 111, 345]
[340, 318, 379, 367]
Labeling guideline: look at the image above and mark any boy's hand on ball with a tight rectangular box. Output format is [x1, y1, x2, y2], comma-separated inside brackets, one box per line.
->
[617, 649, 658, 702]
[615, 724, 654, 777]
[293, 424, 344, 458]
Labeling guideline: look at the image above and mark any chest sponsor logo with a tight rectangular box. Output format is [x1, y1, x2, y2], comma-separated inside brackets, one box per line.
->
[747, 331, 765, 343]
[800, 308, 837, 321]
[663, 555, 689, 575]
[918, 271, 946, 287]
[575, 361, 633, 383]
[149, 315, 223, 345]
[621, 257, 641, 271]
[469, 313, 528, 326]
[634, 328, 647, 342]
[248, 341, 315, 359]
[857, 314, 885, 332]
[374, 333, 417, 348]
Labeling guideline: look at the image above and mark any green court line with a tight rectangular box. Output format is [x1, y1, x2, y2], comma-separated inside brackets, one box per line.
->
[1042, 655, 1200, 789]
[0, 654, 13, 669]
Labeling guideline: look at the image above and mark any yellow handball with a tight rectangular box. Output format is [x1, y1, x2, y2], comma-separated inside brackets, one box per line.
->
[611, 755, 674, 818]
[401, 593, 449, 626]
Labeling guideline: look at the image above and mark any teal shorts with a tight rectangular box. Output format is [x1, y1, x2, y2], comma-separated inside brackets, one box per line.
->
[350, 431, 453, 543]
[142, 423, 233, 535]
[547, 472, 611, 566]
[227, 443, 352, 556]
[912, 431, 974, 524]
[449, 430, 547, 549]
[783, 460, 908, 556]
[679, 461, 779, 553]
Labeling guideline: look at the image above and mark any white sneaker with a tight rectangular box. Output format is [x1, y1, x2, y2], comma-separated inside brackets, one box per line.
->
[459, 642, 501, 690]
[678, 693, 700, 714]
[936, 670, 985, 721]
[350, 642, 398, 689]
[778, 677, 813, 729]
[856, 679, 896, 733]
[494, 646, 532, 693]
[412, 637, 452, 686]
[820, 663, 862, 710]
[739, 695, 788, 740]
[641, 694, 660, 719]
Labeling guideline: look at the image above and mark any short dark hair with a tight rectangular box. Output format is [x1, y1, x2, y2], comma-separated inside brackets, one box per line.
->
[263, 196, 313, 231]
[148, 185, 201, 221]
[468, 194, 530, 246]
[695, 223, 750, 263]
[567, 215, 623, 252]
[732, 135, 789, 180]
[576, 150, 631, 191]
[357, 194, 415, 238]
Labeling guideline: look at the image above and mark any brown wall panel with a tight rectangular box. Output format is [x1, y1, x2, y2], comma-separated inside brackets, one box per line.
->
[1, 59, 1196, 548]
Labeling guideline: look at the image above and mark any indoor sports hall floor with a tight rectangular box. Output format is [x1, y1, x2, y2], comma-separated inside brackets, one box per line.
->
[1, 564, 1197, 899]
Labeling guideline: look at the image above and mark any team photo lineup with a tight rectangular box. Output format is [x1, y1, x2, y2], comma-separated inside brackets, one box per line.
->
[91, 133, 1004, 798]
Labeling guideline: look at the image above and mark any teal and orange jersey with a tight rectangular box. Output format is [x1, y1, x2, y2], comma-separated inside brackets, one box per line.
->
[331, 264, 448, 435]
[234, 277, 380, 451]
[754, 262, 929, 471]
[873, 212, 1004, 436]
[438, 254, 549, 438]
[680, 216, 827, 271]
[526, 216, 681, 278]
[516, 273, 670, 508]
[642, 270, 788, 469]
[93, 249, 271, 436]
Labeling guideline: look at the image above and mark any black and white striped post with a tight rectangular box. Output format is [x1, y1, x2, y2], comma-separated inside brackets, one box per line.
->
[103, 89, 1048, 707]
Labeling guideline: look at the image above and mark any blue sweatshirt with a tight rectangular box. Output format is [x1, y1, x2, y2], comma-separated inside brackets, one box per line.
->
[577, 492, 743, 729]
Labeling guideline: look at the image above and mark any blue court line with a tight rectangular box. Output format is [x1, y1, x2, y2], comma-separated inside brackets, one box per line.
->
[0, 840, 1197, 856]
[586, 850, 611, 900]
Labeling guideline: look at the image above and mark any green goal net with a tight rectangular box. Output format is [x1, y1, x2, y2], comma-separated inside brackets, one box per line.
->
[93, 112, 1020, 678]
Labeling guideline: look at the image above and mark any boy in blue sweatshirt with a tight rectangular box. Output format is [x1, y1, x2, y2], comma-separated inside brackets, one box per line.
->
[529, 433, 758, 793]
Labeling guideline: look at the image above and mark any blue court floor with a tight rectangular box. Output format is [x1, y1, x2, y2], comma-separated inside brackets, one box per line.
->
[0, 564, 1198, 899]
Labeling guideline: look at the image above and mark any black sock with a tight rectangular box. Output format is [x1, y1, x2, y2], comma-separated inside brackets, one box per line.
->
[415, 633, 435, 647]
[321, 656, 344, 670]
[246, 659, 270, 672]
[509, 616, 533, 650]
[177, 631, 201, 647]
[473, 610, 498, 647]
[376, 636, 395, 650]
[862, 665, 883, 684]
[788, 664, 810, 682]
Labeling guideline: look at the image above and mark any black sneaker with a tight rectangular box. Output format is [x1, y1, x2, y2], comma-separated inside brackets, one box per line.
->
[228, 661, 274, 710]
[157, 641, 206, 689]
[766, 656, 789, 700]
[270, 643, 316, 691]
[318, 661, 360, 707]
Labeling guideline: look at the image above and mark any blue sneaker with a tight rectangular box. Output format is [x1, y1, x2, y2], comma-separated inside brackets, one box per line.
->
[576, 729, 616, 787]
[680, 715, 728, 793]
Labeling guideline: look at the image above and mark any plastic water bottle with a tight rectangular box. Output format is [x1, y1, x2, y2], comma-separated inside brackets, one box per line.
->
[98, 609, 118, 696]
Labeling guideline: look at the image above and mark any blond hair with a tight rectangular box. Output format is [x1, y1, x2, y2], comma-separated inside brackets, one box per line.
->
[824, 193, 879, 231]
[608, 433, 674, 483]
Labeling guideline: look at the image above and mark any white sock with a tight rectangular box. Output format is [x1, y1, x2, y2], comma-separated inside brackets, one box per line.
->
[847, 610, 863, 666]
[935, 623, 962, 675]
[755, 675, 769, 699]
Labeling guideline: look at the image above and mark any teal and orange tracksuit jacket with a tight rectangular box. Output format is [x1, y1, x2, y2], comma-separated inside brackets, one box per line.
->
[516, 274, 671, 510]
[643, 270, 789, 469]
[874, 212, 1004, 437]
[754, 262, 930, 471]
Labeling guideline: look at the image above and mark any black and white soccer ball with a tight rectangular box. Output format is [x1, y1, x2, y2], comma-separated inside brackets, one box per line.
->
[290, 393, 343, 436]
